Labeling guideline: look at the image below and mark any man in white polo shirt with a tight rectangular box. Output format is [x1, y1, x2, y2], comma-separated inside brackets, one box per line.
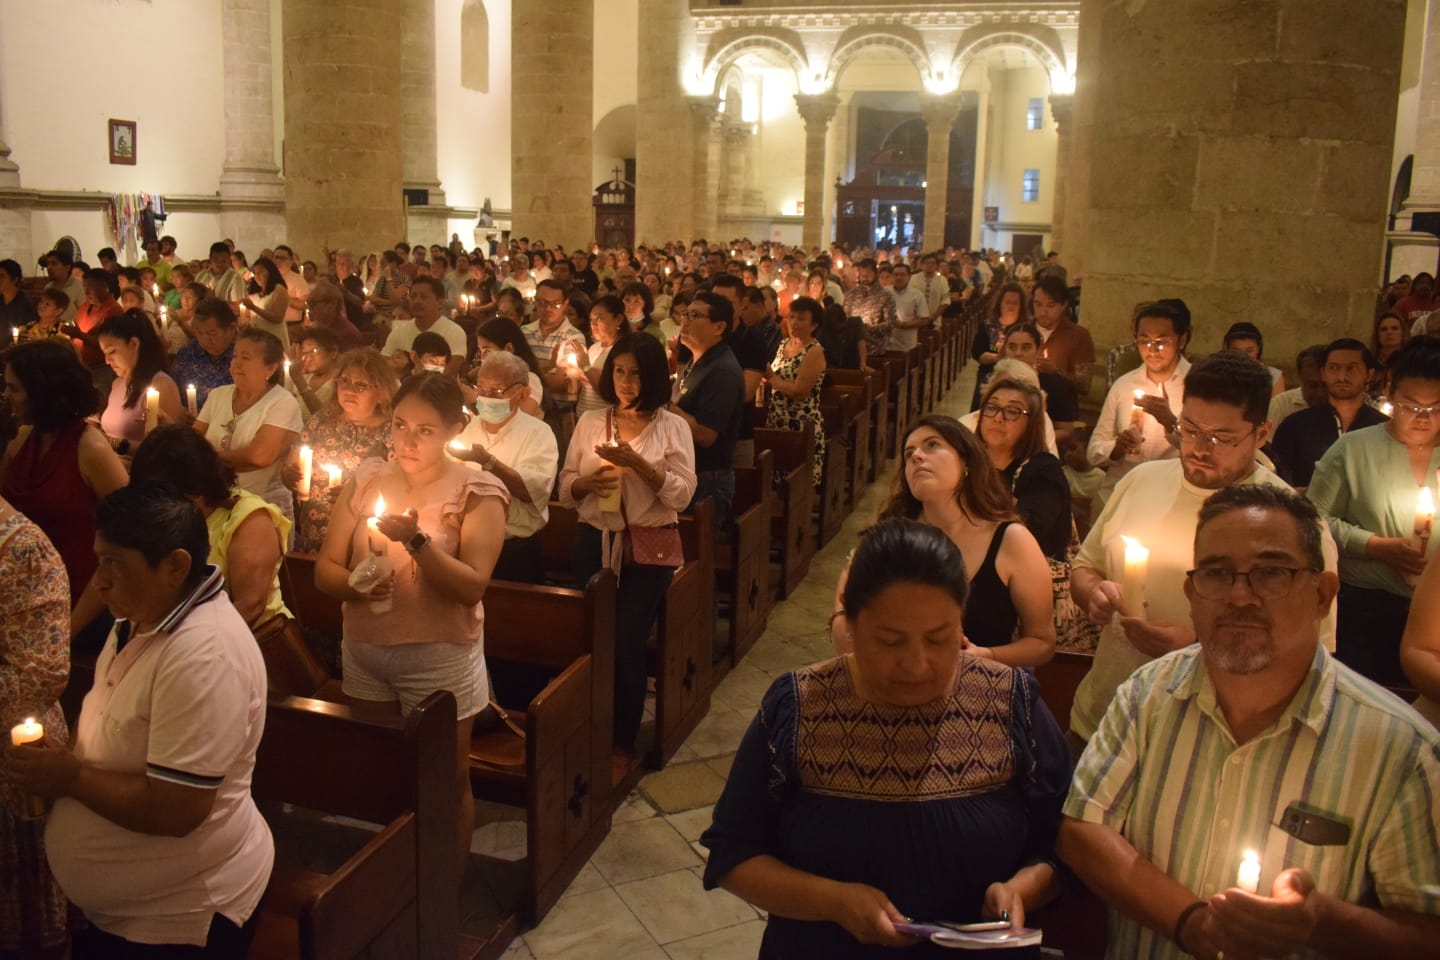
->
[10, 486, 272, 958]
[454, 350, 559, 584]
[381, 276, 468, 377]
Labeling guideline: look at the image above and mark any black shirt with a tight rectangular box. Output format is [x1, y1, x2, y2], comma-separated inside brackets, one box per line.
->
[1271, 402, 1390, 488]
[727, 323, 769, 442]
[339, 275, 372, 330]
[752, 319, 784, 361]
[1001, 453, 1073, 562]
[674, 341, 745, 472]
[1039, 371, 1079, 424]
[0, 291, 38, 344]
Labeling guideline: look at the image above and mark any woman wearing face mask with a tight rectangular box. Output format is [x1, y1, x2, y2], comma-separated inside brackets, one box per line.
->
[194, 327, 305, 520]
[94, 309, 184, 452]
[287, 348, 398, 552]
[316, 372, 508, 872]
[620, 281, 665, 347]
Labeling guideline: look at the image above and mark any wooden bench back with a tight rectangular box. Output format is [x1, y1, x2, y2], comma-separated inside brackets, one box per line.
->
[484, 572, 616, 673]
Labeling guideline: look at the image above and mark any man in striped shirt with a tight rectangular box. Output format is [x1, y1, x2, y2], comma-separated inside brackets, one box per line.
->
[1060, 485, 1440, 959]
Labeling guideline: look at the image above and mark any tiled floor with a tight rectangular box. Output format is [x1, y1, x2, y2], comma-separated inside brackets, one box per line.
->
[490, 372, 976, 960]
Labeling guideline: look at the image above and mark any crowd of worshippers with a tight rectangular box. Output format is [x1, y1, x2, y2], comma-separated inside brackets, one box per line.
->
[0, 233, 1438, 959]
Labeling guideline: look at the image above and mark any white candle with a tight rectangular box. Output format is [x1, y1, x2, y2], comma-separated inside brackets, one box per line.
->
[10, 717, 43, 746]
[144, 386, 160, 433]
[185, 383, 198, 416]
[1236, 849, 1261, 894]
[1382, 401, 1394, 417]
[1120, 536, 1149, 616]
[9, 326, 18, 342]
[368, 493, 387, 553]
[322, 464, 342, 488]
[151, 283, 159, 297]
[1130, 389, 1146, 429]
[1415, 487, 1435, 549]
[296, 444, 314, 500]
[283, 357, 292, 386]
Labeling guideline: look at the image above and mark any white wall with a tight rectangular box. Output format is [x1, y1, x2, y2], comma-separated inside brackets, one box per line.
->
[752, 64, 804, 218]
[592, 0, 638, 190]
[982, 64, 1056, 228]
[436, 0, 512, 213]
[0, 0, 227, 265]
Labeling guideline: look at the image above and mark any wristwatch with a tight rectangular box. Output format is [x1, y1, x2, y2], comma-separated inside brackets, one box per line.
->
[405, 530, 432, 556]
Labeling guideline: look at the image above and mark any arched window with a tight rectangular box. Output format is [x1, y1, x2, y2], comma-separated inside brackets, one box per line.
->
[461, 0, 489, 94]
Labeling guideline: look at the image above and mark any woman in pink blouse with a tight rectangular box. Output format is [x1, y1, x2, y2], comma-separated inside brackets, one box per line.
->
[315, 372, 507, 869]
[558, 333, 697, 750]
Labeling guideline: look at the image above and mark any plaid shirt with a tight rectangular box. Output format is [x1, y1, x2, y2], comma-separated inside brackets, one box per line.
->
[842, 283, 896, 355]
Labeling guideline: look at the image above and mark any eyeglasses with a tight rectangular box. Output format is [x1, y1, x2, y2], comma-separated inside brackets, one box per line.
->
[1177, 422, 1255, 450]
[1136, 337, 1177, 351]
[1186, 565, 1318, 601]
[475, 383, 519, 399]
[337, 377, 377, 392]
[536, 299, 565, 311]
[1392, 401, 1440, 419]
[979, 402, 1029, 422]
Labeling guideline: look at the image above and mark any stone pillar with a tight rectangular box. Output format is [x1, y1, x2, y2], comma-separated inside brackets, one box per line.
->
[795, 93, 840, 252]
[1047, 93, 1074, 255]
[969, 85, 991, 250]
[220, 0, 286, 255]
[1081, 0, 1406, 363]
[688, 96, 720, 242]
[283, 0, 404, 258]
[512, 0, 593, 251]
[402, 0, 448, 246]
[718, 122, 749, 221]
[0, 70, 34, 269]
[1063, 0, 1102, 280]
[1396, 0, 1440, 273]
[921, 95, 962, 253]
[635, 0, 692, 244]
[742, 122, 766, 218]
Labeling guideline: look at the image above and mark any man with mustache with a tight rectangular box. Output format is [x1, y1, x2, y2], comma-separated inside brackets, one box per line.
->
[1067, 351, 1338, 755]
[1270, 338, 1387, 492]
[1060, 485, 1440, 960]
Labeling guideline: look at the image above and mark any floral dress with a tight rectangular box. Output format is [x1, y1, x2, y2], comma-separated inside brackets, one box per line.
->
[294, 408, 392, 553]
[0, 511, 71, 953]
[766, 338, 826, 487]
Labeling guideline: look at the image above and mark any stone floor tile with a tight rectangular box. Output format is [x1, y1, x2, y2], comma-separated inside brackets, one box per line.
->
[471, 818, 527, 860]
[679, 706, 753, 759]
[614, 789, 659, 823]
[522, 887, 661, 960]
[703, 754, 735, 781]
[639, 760, 728, 813]
[590, 818, 703, 885]
[662, 919, 767, 960]
[664, 804, 715, 842]
[557, 862, 609, 899]
[615, 867, 759, 945]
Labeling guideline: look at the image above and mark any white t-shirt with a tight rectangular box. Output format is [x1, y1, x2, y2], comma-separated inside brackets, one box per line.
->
[46, 571, 272, 945]
[456, 409, 559, 539]
[576, 341, 614, 415]
[199, 383, 305, 514]
[382, 316, 468, 360]
[887, 285, 928, 351]
[1087, 358, 1191, 509]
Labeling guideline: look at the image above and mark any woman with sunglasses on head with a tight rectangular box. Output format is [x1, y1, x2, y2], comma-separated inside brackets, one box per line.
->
[833, 415, 1056, 668]
[194, 327, 304, 521]
[286, 348, 398, 552]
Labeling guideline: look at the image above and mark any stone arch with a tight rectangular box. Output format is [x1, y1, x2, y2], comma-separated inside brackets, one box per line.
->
[949, 25, 1067, 90]
[825, 24, 930, 89]
[701, 27, 810, 94]
[460, 0, 489, 93]
[717, 64, 745, 118]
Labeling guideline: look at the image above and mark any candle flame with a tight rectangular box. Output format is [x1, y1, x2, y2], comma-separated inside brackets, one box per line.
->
[1132, 389, 1145, 401]
[1421, 488, 1436, 513]
[373, 493, 386, 519]
[146, 387, 159, 398]
[1242, 849, 1259, 863]
[449, 439, 467, 451]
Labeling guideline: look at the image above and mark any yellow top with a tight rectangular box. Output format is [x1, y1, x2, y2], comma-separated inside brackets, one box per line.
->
[207, 488, 292, 624]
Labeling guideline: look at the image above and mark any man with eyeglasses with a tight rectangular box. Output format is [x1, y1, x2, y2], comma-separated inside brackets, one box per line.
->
[1308, 337, 1440, 687]
[522, 279, 587, 454]
[1069, 351, 1338, 754]
[1061, 484, 1440, 960]
[1270, 339, 1388, 492]
[669, 291, 744, 531]
[1088, 299, 1194, 509]
[453, 350, 558, 584]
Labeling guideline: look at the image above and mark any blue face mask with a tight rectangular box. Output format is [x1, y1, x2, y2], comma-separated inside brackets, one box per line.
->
[474, 395, 513, 424]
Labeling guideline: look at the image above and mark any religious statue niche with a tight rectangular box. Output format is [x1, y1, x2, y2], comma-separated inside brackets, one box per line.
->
[835, 108, 976, 251]
[593, 169, 634, 249]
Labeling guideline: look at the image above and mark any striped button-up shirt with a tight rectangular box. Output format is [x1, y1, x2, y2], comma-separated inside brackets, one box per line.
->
[1066, 645, 1440, 960]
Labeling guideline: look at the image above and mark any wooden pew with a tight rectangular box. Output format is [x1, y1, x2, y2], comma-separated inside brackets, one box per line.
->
[722, 448, 775, 667]
[815, 388, 855, 546]
[472, 573, 618, 923]
[1035, 649, 1094, 736]
[247, 691, 494, 960]
[820, 383, 866, 517]
[652, 499, 716, 767]
[873, 352, 911, 460]
[755, 424, 817, 598]
[827, 367, 884, 483]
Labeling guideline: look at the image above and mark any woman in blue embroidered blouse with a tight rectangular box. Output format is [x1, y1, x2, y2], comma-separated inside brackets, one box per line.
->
[701, 518, 1070, 959]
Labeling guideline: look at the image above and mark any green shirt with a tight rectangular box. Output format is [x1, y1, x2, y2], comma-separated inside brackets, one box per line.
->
[1066, 645, 1440, 960]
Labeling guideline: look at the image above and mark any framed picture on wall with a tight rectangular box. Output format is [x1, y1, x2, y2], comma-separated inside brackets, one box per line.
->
[108, 119, 136, 165]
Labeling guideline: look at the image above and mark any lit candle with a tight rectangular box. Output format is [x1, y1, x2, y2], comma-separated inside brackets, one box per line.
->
[283, 357, 292, 386]
[1382, 401, 1394, 417]
[363, 285, 371, 297]
[1415, 487, 1435, 549]
[565, 346, 580, 399]
[9, 326, 18, 342]
[1236, 849, 1261, 894]
[1120, 536, 1149, 617]
[185, 383, 198, 416]
[296, 444, 314, 500]
[144, 386, 160, 433]
[322, 464, 342, 488]
[151, 283, 159, 297]
[1130, 389, 1146, 429]
[10, 717, 43, 746]
[367, 493, 387, 553]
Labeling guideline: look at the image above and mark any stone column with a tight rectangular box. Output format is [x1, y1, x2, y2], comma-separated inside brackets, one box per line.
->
[402, 0, 448, 246]
[921, 94, 962, 253]
[0, 70, 34, 270]
[718, 122, 750, 221]
[512, 0, 593, 251]
[1396, 0, 1440, 275]
[1062, 0, 1102, 279]
[635, 0, 692, 244]
[220, 0, 286, 255]
[795, 93, 840, 252]
[1047, 93, 1074, 255]
[1081, 0, 1406, 363]
[283, 0, 405, 258]
[742, 121, 766, 218]
[969, 84, 991, 250]
[688, 96, 720, 242]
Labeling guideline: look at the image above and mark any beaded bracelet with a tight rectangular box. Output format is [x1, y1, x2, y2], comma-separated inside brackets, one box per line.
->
[1172, 901, 1207, 955]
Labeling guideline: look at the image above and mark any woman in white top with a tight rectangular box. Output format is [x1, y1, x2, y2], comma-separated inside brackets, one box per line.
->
[239, 256, 291, 349]
[575, 294, 623, 415]
[558, 333, 697, 749]
[195, 328, 304, 521]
